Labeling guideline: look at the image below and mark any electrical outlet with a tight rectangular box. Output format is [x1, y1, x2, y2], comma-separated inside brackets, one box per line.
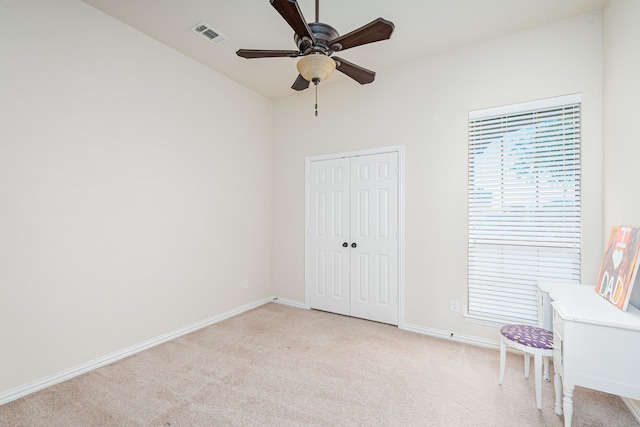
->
[243, 279, 249, 289]
[450, 299, 460, 312]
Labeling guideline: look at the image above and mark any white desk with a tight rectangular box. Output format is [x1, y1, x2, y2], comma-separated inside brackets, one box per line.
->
[538, 282, 640, 427]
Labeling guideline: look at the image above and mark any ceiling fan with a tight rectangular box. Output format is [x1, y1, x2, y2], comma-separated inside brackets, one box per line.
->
[236, 0, 395, 92]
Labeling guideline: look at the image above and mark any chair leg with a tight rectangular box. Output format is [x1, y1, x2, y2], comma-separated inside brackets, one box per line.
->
[499, 337, 506, 384]
[524, 353, 531, 379]
[534, 352, 543, 409]
[543, 355, 550, 382]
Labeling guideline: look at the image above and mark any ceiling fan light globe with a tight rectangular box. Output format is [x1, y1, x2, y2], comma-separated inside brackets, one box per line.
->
[297, 54, 336, 83]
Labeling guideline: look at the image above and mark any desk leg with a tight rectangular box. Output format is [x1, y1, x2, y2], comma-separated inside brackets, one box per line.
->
[563, 386, 574, 427]
[554, 370, 563, 415]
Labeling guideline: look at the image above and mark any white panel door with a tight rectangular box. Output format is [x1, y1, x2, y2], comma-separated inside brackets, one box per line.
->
[349, 152, 399, 324]
[308, 152, 399, 325]
[308, 158, 350, 316]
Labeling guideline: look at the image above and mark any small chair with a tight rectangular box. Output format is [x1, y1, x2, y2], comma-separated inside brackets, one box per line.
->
[498, 324, 554, 409]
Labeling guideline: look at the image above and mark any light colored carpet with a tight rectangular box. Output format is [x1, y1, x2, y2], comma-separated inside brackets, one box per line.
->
[0, 303, 637, 426]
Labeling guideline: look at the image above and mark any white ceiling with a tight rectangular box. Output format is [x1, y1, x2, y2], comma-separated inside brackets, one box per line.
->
[81, 0, 607, 100]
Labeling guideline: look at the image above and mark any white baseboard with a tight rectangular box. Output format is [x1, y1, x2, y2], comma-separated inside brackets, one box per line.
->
[0, 297, 272, 406]
[401, 322, 499, 350]
[622, 397, 640, 424]
[271, 297, 307, 309]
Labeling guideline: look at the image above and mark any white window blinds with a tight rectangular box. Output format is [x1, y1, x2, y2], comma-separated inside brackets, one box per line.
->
[468, 95, 581, 325]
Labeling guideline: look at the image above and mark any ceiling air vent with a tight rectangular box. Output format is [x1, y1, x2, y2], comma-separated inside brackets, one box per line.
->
[190, 22, 228, 45]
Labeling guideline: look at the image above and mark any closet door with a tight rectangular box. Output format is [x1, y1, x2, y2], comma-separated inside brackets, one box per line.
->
[308, 152, 399, 325]
[349, 152, 399, 325]
[308, 158, 351, 316]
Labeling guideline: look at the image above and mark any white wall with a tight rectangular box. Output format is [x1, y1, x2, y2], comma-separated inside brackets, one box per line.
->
[603, 0, 640, 306]
[0, 0, 272, 394]
[272, 12, 604, 341]
[603, 0, 640, 227]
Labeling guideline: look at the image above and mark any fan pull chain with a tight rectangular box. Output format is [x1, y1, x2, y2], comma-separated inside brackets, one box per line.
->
[312, 77, 320, 117]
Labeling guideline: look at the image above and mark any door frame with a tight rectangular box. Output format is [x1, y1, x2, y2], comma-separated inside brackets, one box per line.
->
[304, 145, 406, 328]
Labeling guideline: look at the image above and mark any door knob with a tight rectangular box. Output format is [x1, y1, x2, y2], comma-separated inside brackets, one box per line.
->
[342, 242, 348, 247]
[351, 242, 357, 248]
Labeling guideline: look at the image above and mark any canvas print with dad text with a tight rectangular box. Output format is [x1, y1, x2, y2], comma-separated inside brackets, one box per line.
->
[595, 225, 640, 311]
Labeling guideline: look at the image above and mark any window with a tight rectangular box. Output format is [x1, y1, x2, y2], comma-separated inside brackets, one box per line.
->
[467, 94, 581, 325]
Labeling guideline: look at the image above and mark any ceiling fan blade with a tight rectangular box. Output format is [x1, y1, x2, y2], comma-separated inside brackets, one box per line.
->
[291, 74, 310, 91]
[270, 0, 315, 41]
[333, 57, 375, 85]
[236, 49, 299, 59]
[329, 18, 394, 51]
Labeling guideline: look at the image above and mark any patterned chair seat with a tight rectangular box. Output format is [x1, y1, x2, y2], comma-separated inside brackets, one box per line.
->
[500, 324, 553, 349]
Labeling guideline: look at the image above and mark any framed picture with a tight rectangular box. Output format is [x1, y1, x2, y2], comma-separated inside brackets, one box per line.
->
[595, 226, 640, 311]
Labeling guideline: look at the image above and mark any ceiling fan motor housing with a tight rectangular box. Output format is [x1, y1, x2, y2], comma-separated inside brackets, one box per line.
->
[295, 22, 340, 55]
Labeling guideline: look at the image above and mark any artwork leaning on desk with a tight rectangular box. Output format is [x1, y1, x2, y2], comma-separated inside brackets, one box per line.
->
[595, 225, 640, 311]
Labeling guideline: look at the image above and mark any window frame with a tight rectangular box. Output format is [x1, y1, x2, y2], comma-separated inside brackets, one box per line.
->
[466, 94, 582, 327]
